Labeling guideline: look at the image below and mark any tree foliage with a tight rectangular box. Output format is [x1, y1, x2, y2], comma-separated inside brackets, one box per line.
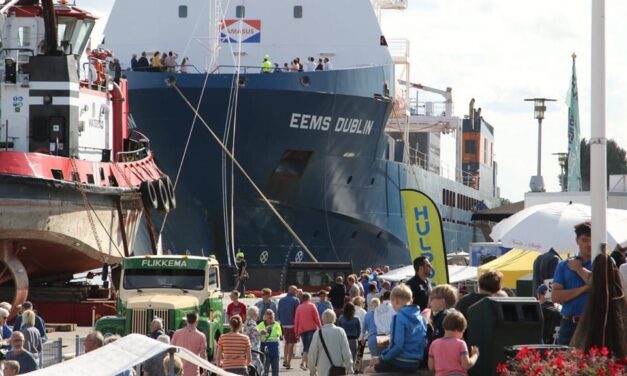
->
[579, 138, 627, 190]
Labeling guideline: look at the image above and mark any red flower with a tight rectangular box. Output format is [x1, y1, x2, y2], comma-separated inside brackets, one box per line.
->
[601, 347, 609, 357]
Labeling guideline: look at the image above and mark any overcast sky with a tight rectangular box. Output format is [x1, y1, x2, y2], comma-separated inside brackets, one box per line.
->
[82, 0, 627, 202]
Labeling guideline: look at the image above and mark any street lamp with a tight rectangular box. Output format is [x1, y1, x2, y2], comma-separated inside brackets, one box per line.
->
[524, 97, 556, 192]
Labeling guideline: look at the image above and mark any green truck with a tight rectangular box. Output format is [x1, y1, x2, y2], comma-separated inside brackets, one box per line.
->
[96, 255, 224, 358]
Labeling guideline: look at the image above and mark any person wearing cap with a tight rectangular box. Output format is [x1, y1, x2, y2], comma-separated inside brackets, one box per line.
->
[261, 55, 273, 73]
[235, 251, 248, 295]
[537, 284, 561, 344]
[13, 301, 47, 343]
[551, 221, 592, 345]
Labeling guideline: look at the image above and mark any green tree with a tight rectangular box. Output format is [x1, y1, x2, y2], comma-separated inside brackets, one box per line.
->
[578, 138, 627, 190]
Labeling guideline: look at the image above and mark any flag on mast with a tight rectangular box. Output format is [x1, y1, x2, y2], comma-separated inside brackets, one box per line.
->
[566, 53, 581, 191]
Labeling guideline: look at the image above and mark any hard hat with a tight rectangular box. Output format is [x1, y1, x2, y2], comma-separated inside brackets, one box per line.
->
[236, 251, 245, 259]
[263, 54, 270, 59]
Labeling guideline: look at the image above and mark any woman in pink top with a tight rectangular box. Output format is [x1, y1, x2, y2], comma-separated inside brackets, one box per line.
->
[428, 311, 479, 376]
[293, 292, 322, 370]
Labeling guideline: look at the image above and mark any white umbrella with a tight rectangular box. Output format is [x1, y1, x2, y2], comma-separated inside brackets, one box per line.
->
[490, 202, 627, 254]
[377, 265, 477, 283]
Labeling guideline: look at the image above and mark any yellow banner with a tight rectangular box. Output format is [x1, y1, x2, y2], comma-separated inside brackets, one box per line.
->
[401, 189, 449, 285]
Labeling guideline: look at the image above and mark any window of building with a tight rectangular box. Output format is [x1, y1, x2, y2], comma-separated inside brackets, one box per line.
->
[465, 140, 477, 154]
[236, 5, 245, 18]
[178, 5, 188, 18]
[294, 5, 303, 18]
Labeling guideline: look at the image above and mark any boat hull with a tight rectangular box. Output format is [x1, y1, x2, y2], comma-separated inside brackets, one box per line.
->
[0, 174, 146, 281]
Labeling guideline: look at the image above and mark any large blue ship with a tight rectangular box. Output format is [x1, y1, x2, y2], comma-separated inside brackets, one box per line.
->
[103, 0, 502, 289]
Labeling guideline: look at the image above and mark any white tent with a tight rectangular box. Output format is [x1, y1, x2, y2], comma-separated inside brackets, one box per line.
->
[32, 334, 237, 376]
[379, 265, 477, 284]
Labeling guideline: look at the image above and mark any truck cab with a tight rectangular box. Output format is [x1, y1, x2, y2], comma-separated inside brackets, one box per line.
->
[96, 255, 223, 358]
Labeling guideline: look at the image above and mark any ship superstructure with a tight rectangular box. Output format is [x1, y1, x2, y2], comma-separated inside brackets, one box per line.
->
[102, 0, 501, 288]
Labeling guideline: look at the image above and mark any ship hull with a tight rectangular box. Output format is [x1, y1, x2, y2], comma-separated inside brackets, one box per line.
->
[0, 174, 146, 282]
[124, 67, 497, 289]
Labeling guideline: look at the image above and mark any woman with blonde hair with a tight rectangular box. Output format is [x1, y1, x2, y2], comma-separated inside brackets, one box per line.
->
[20, 310, 42, 359]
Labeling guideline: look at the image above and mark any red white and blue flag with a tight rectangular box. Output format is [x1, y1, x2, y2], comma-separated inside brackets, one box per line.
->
[220, 19, 261, 43]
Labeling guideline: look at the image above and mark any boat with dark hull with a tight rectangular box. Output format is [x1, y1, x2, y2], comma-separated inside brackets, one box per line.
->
[0, 0, 173, 314]
[104, 0, 502, 289]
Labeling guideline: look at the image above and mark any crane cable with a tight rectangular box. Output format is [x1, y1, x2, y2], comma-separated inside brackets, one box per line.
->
[166, 78, 318, 262]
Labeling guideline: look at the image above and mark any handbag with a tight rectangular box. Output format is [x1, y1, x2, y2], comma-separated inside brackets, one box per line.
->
[318, 329, 347, 376]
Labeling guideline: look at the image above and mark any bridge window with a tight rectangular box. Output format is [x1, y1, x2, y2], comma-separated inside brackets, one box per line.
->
[236, 5, 245, 18]
[294, 6, 303, 18]
[178, 5, 188, 18]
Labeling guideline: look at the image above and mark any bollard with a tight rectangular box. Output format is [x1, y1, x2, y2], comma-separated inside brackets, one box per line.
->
[75, 334, 80, 356]
[56, 338, 63, 365]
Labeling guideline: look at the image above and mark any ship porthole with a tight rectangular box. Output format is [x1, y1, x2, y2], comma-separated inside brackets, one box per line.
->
[300, 76, 310, 87]
[259, 250, 269, 264]
[351, 231, 358, 239]
[346, 176, 353, 184]
[238, 77, 247, 87]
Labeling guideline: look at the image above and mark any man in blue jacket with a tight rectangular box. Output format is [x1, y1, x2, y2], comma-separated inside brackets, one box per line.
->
[372, 284, 427, 373]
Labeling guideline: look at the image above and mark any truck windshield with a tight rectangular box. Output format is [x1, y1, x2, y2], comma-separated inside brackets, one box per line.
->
[123, 269, 206, 290]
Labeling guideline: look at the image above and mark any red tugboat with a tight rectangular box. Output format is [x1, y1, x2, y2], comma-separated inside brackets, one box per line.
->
[0, 0, 174, 315]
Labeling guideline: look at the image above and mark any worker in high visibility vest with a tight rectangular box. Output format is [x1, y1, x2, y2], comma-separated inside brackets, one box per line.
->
[257, 309, 282, 375]
[261, 54, 273, 73]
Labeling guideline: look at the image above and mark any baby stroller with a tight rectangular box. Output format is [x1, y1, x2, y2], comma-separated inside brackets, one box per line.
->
[248, 349, 265, 376]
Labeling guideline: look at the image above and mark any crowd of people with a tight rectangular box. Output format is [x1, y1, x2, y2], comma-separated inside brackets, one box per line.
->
[129, 51, 191, 73]
[220, 220, 626, 375]
[261, 55, 334, 73]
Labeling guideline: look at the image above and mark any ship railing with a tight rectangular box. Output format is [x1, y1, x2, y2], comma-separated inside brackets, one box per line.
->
[408, 99, 451, 117]
[210, 65, 267, 74]
[39, 338, 63, 368]
[408, 147, 480, 188]
[116, 129, 151, 162]
[130, 63, 202, 74]
[80, 61, 109, 92]
[387, 39, 410, 62]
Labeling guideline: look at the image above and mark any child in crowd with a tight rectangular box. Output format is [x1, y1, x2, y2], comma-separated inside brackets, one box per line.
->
[429, 284, 458, 343]
[257, 310, 282, 376]
[338, 302, 361, 362]
[226, 291, 247, 321]
[428, 311, 479, 376]
[370, 284, 427, 374]
[315, 290, 333, 318]
[360, 298, 380, 358]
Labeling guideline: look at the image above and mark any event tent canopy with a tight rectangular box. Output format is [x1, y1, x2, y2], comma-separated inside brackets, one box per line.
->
[379, 264, 478, 284]
[477, 249, 540, 289]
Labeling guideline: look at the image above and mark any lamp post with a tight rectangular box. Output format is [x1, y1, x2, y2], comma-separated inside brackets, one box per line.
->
[524, 98, 556, 192]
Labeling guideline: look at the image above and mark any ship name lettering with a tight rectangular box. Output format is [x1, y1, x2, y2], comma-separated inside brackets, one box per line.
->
[141, 259, 188, 268]
[290, 113, 373, 135]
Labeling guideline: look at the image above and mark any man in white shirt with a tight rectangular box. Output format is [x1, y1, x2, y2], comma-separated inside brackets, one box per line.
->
[304, 57, 316, 72]
[323, 57, 333, 71]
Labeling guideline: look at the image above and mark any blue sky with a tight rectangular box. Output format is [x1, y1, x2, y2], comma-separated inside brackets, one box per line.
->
[81, 0, 627, 202]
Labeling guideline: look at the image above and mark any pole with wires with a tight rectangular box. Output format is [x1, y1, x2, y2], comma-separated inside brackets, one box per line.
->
[166, 78, 318, 263]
